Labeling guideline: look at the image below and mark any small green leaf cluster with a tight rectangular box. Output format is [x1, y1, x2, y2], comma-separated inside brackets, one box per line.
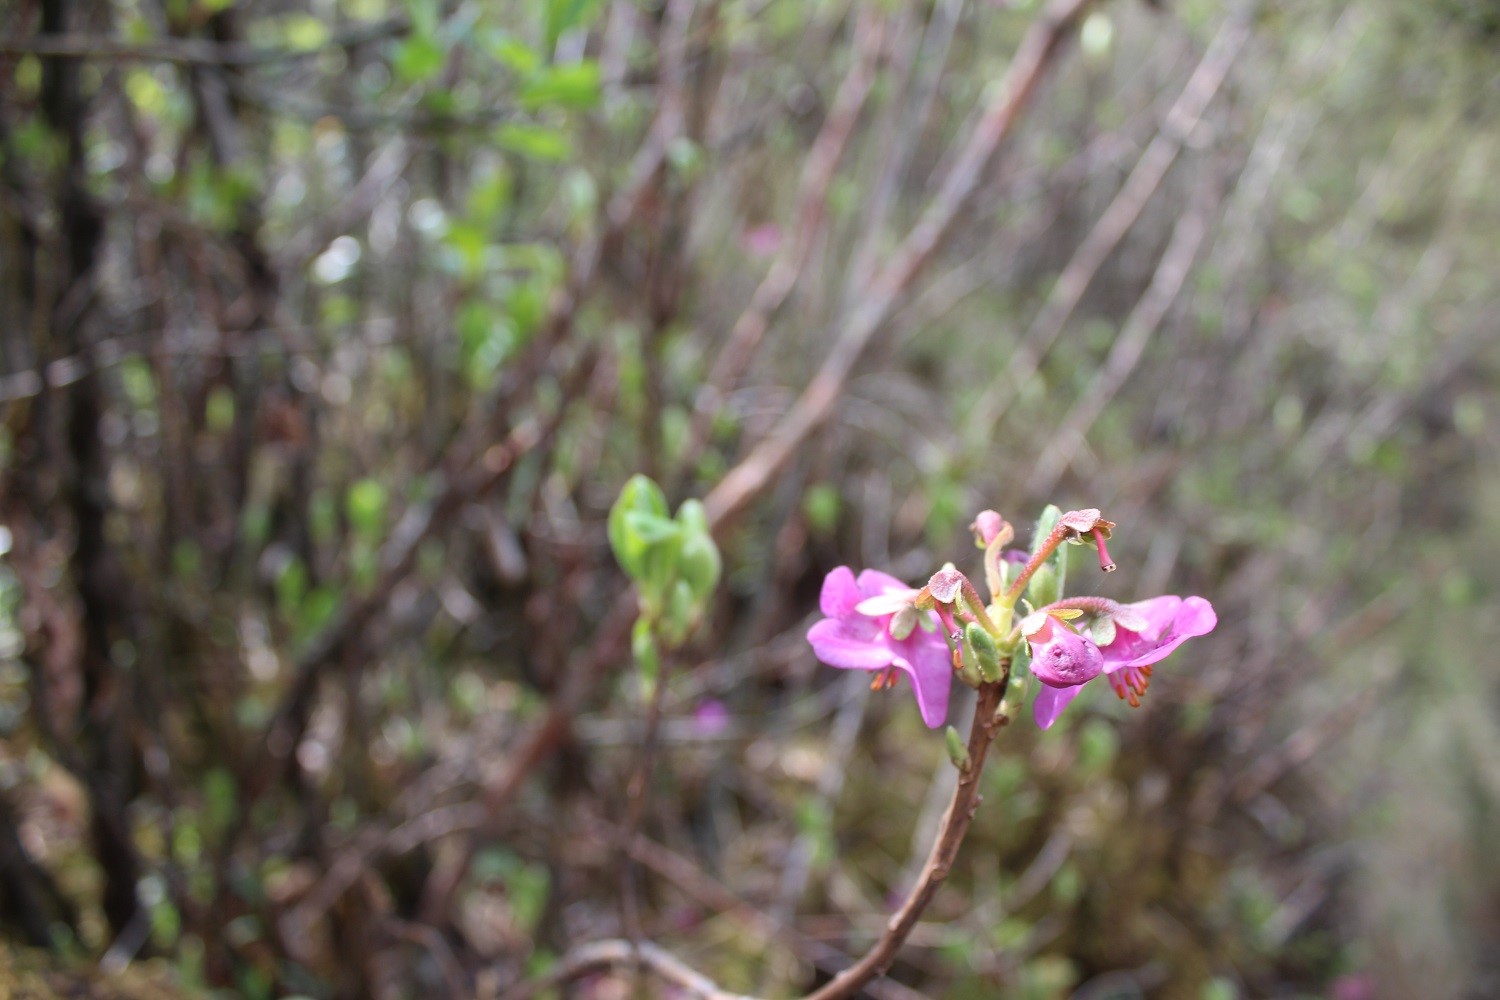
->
[608, 475, 721, 686]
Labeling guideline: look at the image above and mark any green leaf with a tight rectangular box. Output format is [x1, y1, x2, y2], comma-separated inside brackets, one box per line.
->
[608, 475, 672, 583]
[346, 478, 388, 537]
[206, 386, 235, 433]
[545, 0, 604, 50]
[466, 164, 513, 223]
[496, 123, 570, 161]
[518, 61, 601, 110]
[1027, 504, 1067, 602]
[1029, 504, 1062, 555]
[393, 34, 445, 83]
[486, 33, 540, 75]
[1025, 561, 1060, 609]
[674, 502, 720, 604]
[283, 15, 329, 52]
[802, 484, 840, 534]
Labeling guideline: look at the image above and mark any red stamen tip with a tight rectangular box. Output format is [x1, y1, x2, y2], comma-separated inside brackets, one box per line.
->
[1095, 533, 1116, 573]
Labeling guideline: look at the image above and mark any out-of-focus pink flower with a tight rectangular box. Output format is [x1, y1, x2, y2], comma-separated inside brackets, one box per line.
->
[740, 222, 782, 258]
[692, 698, 730, 737]
[807, 567, 953, 729]
[1330, 973, 1376, 1000]
[1031, 596, 1217, 729]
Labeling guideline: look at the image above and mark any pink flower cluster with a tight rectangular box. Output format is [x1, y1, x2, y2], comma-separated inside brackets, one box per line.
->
[804, 509, 1215, 730]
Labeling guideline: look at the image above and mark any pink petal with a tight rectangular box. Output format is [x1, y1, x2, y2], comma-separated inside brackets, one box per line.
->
[1120, 595, 1183, 639]
[1105, 595, 1217, 671]
[1033, 683, 1083, 730]
[819, 566, 863, 619]
[892, 633, 953, 729]
[807, 619, 891, 670]
[857, 568, 911, 597]
[855, 592, 915, 617]
[1174, 596, 1217, 636]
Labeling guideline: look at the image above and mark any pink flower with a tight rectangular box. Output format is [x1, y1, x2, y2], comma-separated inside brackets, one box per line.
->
[807, 567, 953, 728]
[1031, 596, 1217, 730]
[740, 222, 782, 258]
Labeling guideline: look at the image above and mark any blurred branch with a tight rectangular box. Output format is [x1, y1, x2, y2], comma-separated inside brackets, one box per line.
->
[704, 0, 1096, 531]
[968, 5, 1256, 443]
[620, 829, 930, 1000]
[503, 939, 754, 1000]
[684, 7, 886, 474]
[1027, 172, 1219, 497]
[503, 681, 1010, 1000]
[257, 347, 599, 789]
[800, 680, 1007, 1000]
[0, 18, 407, 65]
[840, 0, 964, 311]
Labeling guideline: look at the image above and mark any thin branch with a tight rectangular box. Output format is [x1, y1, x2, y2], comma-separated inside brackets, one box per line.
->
[1027, 175, 1219, 498]
[0, 18, 407, 66]
[967, 6, 1256, 444]
[802, 680, 1006, 1000]
[620, 646, 677, 947]
[703, 0, 1095, 531]
[683, 7, 886, 474]
[619, 829, 930, 1000]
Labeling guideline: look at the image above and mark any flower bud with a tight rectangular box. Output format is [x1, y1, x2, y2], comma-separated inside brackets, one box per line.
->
[971, 510, 1012, 547]
[997, 669, 1028, 722]
[1026, 615, 1104, 688]
[945, 726, 972, 772]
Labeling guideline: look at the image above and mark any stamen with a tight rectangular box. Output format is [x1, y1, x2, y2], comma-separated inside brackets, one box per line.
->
[1094, 532, 1116, 573]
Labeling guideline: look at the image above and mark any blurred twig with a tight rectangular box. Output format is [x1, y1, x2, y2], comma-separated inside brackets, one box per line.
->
[0, 17, 408, 65]
[502, 938, 754, 1000]
[683, 7, 886, 476]
[1027, 171, 1220, 497]
[968, 6, 1256, 444]
[704, 0, 1096, 531]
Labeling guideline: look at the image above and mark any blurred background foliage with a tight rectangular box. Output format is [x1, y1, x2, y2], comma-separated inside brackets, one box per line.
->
[1, 0, 1498, 997]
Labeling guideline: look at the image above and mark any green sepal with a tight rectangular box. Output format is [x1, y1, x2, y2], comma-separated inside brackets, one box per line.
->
[965, 621, 1003, 684]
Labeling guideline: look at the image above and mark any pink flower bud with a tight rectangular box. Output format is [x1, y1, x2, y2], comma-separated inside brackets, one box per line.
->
[1026, 615, 1105, 689]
